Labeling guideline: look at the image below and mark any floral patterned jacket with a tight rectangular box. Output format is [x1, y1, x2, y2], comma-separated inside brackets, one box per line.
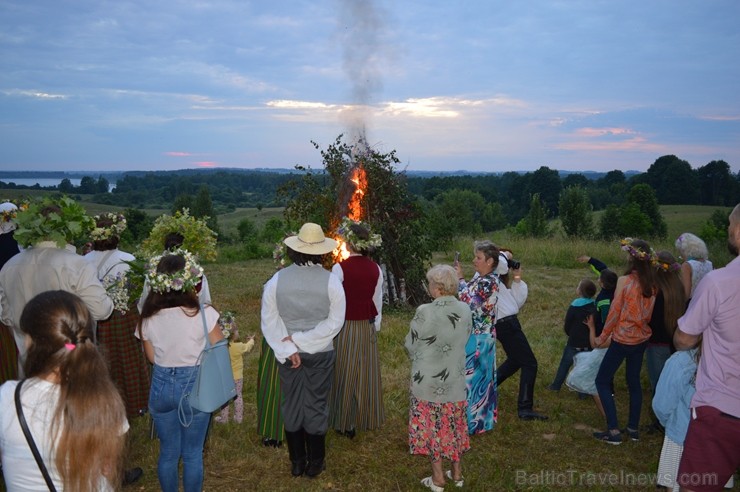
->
[405, 295, 472, 403]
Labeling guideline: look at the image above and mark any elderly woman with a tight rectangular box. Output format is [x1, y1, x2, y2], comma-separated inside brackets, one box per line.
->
[406, 265, 472, 492]
[674, 232, 713, 301]
[455, 240, 500, 435]
[260, 223, 346, 478]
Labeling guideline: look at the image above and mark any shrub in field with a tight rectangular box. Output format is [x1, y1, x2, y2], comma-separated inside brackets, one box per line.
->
[700, 208, 731, 244]
[558, 186, 593, 238]
[628, 183, 667, 239]
[513, 193, 551, 238]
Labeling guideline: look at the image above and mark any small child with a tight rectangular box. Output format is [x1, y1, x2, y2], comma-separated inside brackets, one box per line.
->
[576, 255, 618, 336]
[215, 311, 255, 424]
[549, 278, 597, 391]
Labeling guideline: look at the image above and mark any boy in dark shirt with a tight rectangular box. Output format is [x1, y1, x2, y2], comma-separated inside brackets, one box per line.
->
[576, 255, 617, 336]
[549, 278, 597, 391]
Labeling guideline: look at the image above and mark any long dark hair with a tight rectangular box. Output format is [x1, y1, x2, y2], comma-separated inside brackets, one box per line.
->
[139, 254, 200, 328]
[654, 250, 686, 337]
[22, 291, 126, 491]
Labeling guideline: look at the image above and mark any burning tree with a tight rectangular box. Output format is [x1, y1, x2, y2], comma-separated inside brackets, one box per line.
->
[278, 135, 433, 306]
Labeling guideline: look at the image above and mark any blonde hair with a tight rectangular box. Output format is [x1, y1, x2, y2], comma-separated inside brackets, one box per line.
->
[426, 264, 459, 296]
[675, 233, 708, 260]
[21, 291, 126, 491]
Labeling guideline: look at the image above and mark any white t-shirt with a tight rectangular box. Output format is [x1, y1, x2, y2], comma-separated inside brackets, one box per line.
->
[0, 378, 128, 491]
[83, 249, 135, 280]
[138, 305, 220, 366]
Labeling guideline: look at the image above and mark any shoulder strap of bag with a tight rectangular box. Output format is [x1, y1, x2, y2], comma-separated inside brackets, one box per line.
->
[178, 305, 211, 428]
[200, 304, 212, 349]
[14, 380, 58, 492]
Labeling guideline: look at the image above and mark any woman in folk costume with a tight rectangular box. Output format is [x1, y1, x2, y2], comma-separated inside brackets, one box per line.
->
[256, 240, 292, 447]
[329, 218, 384, 438]
[0, 201, 21, 386]
[260, 223, 346, 478]
[256, 336, 285, 447]
[84, 212, 150, 417]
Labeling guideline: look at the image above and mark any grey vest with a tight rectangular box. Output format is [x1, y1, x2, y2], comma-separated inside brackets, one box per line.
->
[276, 264, 333, 353]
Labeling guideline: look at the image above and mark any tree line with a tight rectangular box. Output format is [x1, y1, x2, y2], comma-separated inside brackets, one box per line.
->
[2, 151, 737, 247]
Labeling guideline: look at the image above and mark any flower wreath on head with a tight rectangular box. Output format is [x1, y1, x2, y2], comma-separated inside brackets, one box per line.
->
[218, 310, 236, 339]
[144, 249, 204, 294]
[619, 237, 654, 262]
[91, 212, 127, 241]
[336, 217, 382, 251]
[0, 199, 28, 222]
[272, 231, 297, 269]
[651, 256, 681, 273]
[1, 209, 15, 223]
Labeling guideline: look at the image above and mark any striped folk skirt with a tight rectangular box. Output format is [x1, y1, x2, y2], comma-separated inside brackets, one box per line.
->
[329, 319, 385, 432]
[256, 338, 284, 441]
[0, 322, 18, 385]
[97, 309, 150, 417]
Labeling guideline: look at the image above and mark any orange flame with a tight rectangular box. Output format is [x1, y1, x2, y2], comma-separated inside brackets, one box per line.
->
[347, 165, 367, 221]
[334, 164, 368, 262]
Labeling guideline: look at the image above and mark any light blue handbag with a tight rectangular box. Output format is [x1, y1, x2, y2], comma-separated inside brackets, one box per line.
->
[179, 306, 237, 426]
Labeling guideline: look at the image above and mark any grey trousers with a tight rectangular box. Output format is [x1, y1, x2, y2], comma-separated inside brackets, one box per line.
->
[278, 350, 335, 435]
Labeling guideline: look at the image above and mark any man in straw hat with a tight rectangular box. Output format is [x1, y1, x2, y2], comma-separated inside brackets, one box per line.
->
[261, 223, 346, 479]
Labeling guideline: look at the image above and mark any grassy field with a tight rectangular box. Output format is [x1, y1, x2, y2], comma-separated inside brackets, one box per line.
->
[123, 229, 737, 491]
[2, 193, 736, 490]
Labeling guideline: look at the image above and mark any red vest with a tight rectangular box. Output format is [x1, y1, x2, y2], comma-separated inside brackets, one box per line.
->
[339, 256, 380, 320]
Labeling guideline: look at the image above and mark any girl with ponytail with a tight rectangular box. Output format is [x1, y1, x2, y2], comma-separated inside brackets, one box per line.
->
[0, 290, 127, 491]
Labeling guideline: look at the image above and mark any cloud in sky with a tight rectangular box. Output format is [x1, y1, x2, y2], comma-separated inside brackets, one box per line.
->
[0, 0, 739, 173]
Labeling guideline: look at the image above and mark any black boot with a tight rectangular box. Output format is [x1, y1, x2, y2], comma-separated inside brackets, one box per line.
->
[304, 433, 326, 478]
[285, 430, 307, 477]
[518, 382, 548, 421]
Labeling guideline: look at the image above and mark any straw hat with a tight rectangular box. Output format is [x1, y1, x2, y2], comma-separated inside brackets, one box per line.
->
[284, 223, 337, 255]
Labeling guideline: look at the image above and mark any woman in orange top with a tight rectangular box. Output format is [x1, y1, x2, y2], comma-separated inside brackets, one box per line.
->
[589, 238, 656, 445]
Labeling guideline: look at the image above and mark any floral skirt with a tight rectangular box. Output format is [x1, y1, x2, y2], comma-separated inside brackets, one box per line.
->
[465, 333, 497, 434]
[409, 394, 470, 462]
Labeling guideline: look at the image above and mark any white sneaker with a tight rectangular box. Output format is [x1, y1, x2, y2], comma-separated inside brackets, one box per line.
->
[420, 476, 444, 492]
[445, 470, 464, 487]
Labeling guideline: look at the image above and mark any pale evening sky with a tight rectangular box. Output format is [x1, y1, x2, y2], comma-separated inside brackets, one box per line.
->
[1, 0, 739, 174]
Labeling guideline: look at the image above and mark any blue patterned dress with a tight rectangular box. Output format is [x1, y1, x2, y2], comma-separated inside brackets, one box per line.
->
[458, 272, 499, 435]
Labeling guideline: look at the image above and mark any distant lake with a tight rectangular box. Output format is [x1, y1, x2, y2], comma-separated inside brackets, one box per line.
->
[0, 178, 82, 188]
[0, 178, 115, 191]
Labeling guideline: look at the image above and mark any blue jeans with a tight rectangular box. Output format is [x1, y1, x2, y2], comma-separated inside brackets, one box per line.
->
[595, 340, 647, 431]
[550, 345, 581, 390]
[149, 365, 212, 492]
[645, 343, 671, 395]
